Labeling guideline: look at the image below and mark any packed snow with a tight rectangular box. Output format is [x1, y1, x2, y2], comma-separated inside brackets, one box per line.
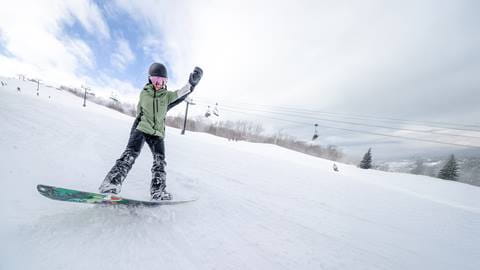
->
[1, 77, 479, 270]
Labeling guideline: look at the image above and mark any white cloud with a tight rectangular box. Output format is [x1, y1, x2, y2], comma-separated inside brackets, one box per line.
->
[88, 73, 141, 104]
[64, 38, 96, 69]
[113, 0, 196, 83]
[63, 0, 111, 39]
[111, 38, 135, 71]
[134, 0, 478, 125]
[0, 0, 109, 84]
[0, 0, 136, 106]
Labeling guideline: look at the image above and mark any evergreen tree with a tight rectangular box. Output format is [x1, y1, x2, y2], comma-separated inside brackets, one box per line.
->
[410, 159, 425, 175]
[438, 154, 460, 181]
[359, 148, 373, 169]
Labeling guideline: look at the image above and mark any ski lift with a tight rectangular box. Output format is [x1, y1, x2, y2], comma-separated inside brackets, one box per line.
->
[205, 106, 212, 118]
[312, 124, 319, 140]
[213, 103, 219, 117]
[110, 92, 119, 103]
[185, 97, 195, 105]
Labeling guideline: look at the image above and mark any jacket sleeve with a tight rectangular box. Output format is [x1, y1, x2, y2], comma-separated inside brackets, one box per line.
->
[167, 84, 192, 105]
[167, 93, 189, 111]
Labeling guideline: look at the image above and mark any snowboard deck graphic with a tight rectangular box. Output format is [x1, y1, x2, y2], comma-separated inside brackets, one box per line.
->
[37, 184, 196, 207]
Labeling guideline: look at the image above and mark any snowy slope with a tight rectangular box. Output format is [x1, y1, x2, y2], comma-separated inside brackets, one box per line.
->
[1, 77, 479, 270]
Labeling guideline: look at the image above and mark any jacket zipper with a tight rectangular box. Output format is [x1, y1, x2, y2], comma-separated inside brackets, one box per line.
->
[153, 90, 156, 129]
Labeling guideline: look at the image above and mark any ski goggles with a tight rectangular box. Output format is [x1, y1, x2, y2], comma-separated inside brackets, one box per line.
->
[150, 76, 168, 88]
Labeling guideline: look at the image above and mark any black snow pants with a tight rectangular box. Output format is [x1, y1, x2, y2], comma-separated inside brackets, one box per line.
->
[104, 117, 167, 195]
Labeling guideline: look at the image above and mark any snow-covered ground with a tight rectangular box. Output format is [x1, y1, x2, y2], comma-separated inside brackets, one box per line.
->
[1, 77, 479, 270]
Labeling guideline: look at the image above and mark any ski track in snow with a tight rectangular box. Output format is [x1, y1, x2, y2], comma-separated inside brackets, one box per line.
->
[1, 77, 480, 270]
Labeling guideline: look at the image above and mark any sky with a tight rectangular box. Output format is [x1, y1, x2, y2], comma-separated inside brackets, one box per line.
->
[0, 0, 479, 159]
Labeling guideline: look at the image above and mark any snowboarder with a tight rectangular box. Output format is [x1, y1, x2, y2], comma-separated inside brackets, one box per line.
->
[99, 63, 203, 200]
[333, 163, 339, 172]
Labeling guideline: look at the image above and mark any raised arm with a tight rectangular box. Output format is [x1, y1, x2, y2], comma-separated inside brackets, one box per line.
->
[167, 67, 203, 111]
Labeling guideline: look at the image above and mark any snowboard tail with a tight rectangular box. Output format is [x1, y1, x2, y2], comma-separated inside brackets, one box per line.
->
[37, 184, 195, 207]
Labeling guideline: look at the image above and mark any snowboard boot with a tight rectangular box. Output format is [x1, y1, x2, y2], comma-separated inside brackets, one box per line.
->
[151, 189, 172, 201]
[99, 150, 138, 194]
[150, 173, 171, 200]
[98, 177, 122, 194]
[150, 154, 169, 200]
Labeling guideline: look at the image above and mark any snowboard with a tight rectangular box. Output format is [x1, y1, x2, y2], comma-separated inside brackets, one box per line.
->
[37, 184, 196, 207]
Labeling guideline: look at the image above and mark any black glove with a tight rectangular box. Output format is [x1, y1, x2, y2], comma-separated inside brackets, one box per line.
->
[189, 66, 203, 90]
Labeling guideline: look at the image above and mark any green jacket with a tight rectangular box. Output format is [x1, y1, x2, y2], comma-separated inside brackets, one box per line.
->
[136, 83, 191, 138]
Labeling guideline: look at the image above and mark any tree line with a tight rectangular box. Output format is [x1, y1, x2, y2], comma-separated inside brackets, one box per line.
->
[358, 148, 462, 181]
[166, 114, 344, 161]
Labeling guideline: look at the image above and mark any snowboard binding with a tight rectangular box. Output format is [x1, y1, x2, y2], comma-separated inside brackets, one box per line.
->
[151, 190, 172, 201]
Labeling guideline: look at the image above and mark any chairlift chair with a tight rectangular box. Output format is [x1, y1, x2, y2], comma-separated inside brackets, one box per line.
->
[312, 124, 319, 140]
[213, 103, 219, 117]
[205, 106, 212, 118]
